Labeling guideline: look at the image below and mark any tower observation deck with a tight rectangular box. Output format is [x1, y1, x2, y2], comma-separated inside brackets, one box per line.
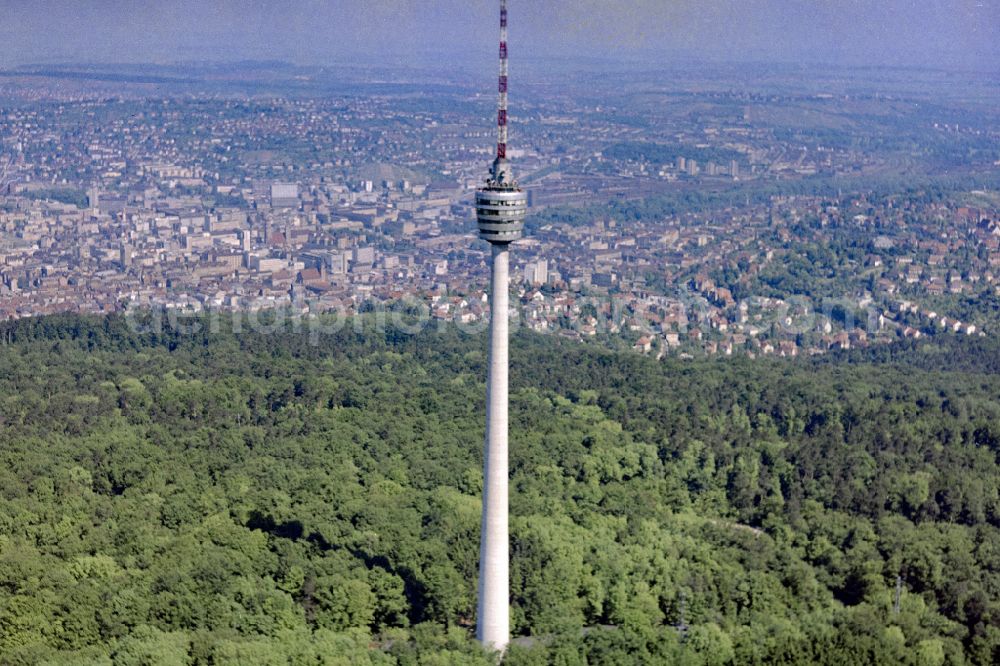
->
[475, 178, 527, 244]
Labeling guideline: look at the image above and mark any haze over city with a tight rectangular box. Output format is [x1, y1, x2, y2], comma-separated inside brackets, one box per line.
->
[0, 0, 997, 71]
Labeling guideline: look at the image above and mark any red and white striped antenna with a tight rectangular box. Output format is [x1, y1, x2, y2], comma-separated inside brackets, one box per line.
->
[496, 0, 509, 162]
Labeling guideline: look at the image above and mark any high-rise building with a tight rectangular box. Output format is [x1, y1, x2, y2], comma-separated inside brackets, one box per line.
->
[523, 259, 548, 286]
[474, 0, 527, 653]
[87, 186, 100, 213]
[353, 247, 375, 265]
[270, 183, 299, 208]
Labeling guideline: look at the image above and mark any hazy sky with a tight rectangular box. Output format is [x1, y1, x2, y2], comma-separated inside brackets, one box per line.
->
[0, 1, 997, 71]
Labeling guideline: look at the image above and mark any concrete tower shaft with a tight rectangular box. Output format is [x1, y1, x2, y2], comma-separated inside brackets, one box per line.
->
[477, 243, 511, 652]
[475, 0, 527, 654]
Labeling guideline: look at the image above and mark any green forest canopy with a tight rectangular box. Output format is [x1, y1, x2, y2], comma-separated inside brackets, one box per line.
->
[601, 142, 743, 167]
[0, 313, 999, 664]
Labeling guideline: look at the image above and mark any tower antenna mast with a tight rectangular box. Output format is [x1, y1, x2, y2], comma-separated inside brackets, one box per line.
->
[497, 0, 509, 163]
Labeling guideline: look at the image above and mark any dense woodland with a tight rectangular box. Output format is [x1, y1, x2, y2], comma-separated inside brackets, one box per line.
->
[1, 313, 1000, 664]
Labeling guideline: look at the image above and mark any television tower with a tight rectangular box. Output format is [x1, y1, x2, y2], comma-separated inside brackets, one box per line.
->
[475, 0, 527, 653]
